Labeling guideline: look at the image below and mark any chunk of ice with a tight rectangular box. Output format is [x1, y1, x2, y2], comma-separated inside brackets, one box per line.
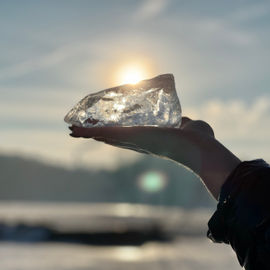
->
[64, 74, 182, 128]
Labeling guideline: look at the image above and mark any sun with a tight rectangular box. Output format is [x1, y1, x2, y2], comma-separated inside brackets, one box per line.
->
[119, 66, 145, 85]
[113, 60, 154, 86]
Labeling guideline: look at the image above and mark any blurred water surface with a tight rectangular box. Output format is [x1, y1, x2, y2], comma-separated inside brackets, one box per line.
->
[0, 237, 239, 270]
[0, 202, 240, 270]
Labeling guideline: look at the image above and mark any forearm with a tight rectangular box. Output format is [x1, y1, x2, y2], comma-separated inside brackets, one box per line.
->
[171, 133, 241, 200]
[199, 138, 241, 199]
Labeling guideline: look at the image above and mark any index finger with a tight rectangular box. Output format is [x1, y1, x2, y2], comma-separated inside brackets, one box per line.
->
[69, 125, 171, 140]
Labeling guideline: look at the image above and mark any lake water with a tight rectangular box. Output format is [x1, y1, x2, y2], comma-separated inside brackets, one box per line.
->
[0, 203, 240, 270]
[0, 238, 240, 270]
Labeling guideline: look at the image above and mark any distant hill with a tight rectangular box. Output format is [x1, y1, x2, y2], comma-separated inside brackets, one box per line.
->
[0, 154, 215, 208]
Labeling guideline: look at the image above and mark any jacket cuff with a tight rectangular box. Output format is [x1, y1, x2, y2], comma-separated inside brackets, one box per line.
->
[207, 159, 270, 268]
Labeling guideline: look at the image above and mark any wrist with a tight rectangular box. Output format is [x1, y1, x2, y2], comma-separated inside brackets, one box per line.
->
[199, 138, 241, 200]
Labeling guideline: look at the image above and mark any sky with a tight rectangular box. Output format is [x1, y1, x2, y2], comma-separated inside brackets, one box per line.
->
[1, 0, 270, 169]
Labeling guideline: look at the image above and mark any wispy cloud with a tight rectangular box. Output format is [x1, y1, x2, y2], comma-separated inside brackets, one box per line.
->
[135, 0, 169, 21]
[228, 3, 270, 23]
[0, 42, 96, 81]
[197, 18, 257, 46]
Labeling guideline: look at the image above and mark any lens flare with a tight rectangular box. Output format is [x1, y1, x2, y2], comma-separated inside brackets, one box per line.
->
[138, 171, 167, 193]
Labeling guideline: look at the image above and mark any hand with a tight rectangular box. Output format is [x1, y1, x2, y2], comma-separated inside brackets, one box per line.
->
[69, 117, 240, 199]
[69, 117, 214, 162]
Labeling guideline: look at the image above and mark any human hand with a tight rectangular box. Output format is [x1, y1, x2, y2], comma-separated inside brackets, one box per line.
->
[69, 117, 214, 155]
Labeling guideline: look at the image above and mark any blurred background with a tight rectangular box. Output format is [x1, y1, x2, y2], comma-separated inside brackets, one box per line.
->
[1, 0, 270, 269]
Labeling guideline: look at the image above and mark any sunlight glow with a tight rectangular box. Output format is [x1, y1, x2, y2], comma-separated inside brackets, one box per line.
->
[118, 65, 146, 85]
[112, 59, 155, 86]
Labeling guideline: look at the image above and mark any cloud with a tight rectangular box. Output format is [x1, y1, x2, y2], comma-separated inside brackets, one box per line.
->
[197, 18, 256, 46]
[162, 12, 258, 48]
[0, 41, 101, 82]
[185, 96, 270, 161]
[135, 0, 169, 21]
[0, 87, 84, 131]
[228, 3, 270, 23]
[0, 46, 71, 81]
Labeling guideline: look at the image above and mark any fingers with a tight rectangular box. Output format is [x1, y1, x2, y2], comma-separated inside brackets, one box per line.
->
[69, 116, 193, 139]
[180, 117, 192, 129]
[180, 119, 215, 138]
[69, 125, 170, 140]
[69, 125, 135, 138]
[93, 137, 151, 155]
[67, 117, 215, 167]
[67, 122, 199, 161]
[68, 120, 198, 156]
[69, 125, 100, 138]
[68, 124, 187, 154]
[69, 125, 178, 156]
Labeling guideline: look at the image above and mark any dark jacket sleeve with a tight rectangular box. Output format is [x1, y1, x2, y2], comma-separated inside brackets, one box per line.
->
[207, 159, 270, 270]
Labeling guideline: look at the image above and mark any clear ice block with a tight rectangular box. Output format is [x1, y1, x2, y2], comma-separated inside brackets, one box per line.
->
[64, 74, 182, 128]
